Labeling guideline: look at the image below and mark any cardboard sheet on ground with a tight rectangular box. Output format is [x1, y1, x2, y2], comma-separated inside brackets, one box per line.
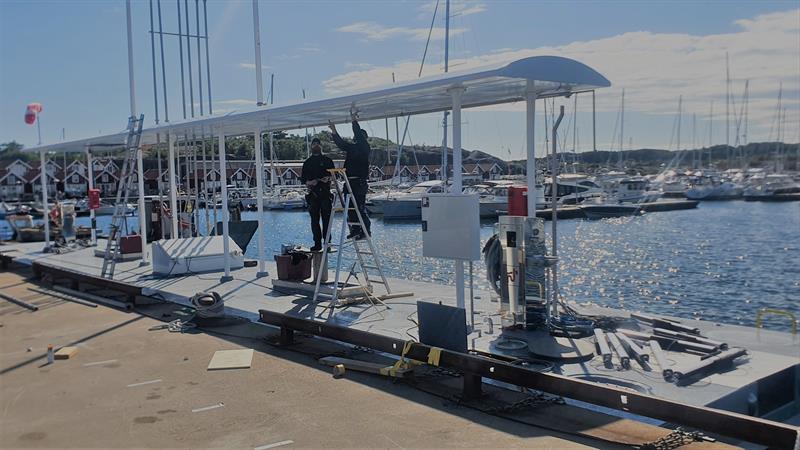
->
[207, 349, 253, 370]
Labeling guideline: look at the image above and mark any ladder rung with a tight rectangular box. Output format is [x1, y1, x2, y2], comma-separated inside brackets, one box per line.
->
[362, 265, 379, 270]
[370, 280, 387, 285]
[356, 250, 372, 255]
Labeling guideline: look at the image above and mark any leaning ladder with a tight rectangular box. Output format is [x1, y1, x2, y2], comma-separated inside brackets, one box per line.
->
[312, 168, 392, 311]
[100, 115, 145, 279]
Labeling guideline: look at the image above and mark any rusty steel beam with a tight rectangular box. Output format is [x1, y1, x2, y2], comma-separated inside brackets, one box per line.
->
[259, 308, 798, 449]
[31, 262, 141, 305]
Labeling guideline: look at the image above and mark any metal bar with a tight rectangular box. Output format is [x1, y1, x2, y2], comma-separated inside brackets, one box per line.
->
[617, 332, 648, 363]
[257, 309, 797, 449]
[252, 0, 264, 106]
[607, 332, 630, 369]
[195, 0, 203, 116]
[51, 285, 132, 311]
[39, 150, 50, 250]
[148, 0, 160, 124]
[184, 0, 194, 118]
[176, 0, 187, 119]
[649, 341, 672, 379]
[674, 348, 747, 387]
[202, 0, 212, 114]
[0, 292, 38, 311]
[525, 81, 536, 215]
[653, 328, 726, 350]
[593, 328, 611, 363]
[219, 132, 232, 282]
[157, 0, 169, 122]
[616, 329, 717, 354]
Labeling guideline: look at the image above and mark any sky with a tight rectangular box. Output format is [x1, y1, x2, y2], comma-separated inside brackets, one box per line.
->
[1, 0, 798, 161]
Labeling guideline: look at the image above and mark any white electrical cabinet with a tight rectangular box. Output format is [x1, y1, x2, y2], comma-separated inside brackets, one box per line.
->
[152, 236, 244, 276]
[421, 194, 480, 261]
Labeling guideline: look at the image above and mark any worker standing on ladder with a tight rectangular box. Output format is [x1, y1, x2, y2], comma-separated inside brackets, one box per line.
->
[301, 137, 334, 251]
[329, 113, 371, 240]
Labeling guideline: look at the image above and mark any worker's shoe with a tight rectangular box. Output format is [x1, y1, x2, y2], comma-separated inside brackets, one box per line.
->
[354, 233, 367, 241]
[346, 230, 362, 240]
[310, 244, 322, 252]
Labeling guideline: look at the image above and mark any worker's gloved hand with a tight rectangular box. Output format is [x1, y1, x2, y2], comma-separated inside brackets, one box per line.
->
[306, 180, 318, 188]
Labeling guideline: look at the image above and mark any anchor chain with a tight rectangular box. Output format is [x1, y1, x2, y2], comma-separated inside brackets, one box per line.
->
[638, 427, 710, 450]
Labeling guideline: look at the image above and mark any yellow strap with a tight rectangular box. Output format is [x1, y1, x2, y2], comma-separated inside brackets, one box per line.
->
[427, 347, 442, 366]
[384, 340, 415, 378]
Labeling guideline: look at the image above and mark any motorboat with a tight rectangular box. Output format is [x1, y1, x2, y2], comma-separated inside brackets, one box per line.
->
[372, 181, 446, 219]
[463, 180, 530, 218]
[580, 200, 643, 220]
[685, 173, 743, 201]
[265, 188, 307, 210]
[93, 200, 136, 216]
[543, 174, 604, 205]
[743, 174, 800, 202]
[600, 176, 662, 203]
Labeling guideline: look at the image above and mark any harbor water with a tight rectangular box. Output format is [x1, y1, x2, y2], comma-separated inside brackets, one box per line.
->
[2, 201, 797, 332]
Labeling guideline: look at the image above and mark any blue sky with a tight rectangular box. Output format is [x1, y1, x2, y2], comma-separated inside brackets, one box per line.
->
[1, 0, 798, 160]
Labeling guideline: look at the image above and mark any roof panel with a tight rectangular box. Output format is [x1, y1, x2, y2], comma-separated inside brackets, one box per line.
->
[25, 55, 610, 154]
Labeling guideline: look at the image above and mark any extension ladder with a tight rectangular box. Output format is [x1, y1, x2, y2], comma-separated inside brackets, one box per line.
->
[100, 114, 144, 278]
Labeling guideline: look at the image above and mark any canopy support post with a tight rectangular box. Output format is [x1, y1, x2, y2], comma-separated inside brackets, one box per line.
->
[254, 129, 267, 277]
[86, 146, 96, 245]
[526, 81, 537, 216]
[136, 134, 149, 265]
[219, 131, 232, 282]
[168, 134, 179, 239]
[39, 149, 50, 251]
[449, 86, 465, 310]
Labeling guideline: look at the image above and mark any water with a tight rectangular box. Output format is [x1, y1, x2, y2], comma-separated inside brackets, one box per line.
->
[2, 201, 797, 332]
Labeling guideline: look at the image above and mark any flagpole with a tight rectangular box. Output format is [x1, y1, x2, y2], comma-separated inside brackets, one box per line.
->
[37, 116, 42, 145]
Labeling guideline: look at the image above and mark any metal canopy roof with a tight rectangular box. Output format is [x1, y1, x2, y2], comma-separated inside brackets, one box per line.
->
[25, 56, 610, 154]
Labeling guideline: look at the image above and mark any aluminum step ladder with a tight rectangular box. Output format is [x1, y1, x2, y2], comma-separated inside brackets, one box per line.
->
[312, 168, 391, 313]
[100, 114, 144, 279]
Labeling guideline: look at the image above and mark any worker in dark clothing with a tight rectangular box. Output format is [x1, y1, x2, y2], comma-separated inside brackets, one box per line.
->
[301, 137, 335, 251]
[329, 116, 371, 240]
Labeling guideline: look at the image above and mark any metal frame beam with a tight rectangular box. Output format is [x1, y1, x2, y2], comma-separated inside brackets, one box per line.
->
[258, 308, 798, 449]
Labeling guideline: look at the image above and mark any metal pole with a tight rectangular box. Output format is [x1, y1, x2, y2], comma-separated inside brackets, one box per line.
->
[157, 0, 169, 122]
[252, 0, 264, 106]
[184, 0, 194, 117]
[525, 80, 537, 216]
[168, 134, 179, 238]
[86, 147, 96, 245]
[269, 131, 275, 186]
[125, 0, 137, 118]
[39, 150, 50, 250]
[148, 0, 159, 125]
[127, 0, 149, 264]
[592, 91, 597, 152]
[200, 129, 209, 234]
[219, 132, 232, 282]
[550, 106, 565, 322]
[254, 130, 267, 277]
[177, 0, 187, 119]
[155, 134, 165, 237]
[442, 0, 450, 185]
[194, 0, 203, 116]
[450, 86, 464, 309]
[203, 0, 212, 114]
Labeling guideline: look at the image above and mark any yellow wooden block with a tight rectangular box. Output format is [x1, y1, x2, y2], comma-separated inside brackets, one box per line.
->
[54, 346, 79, 360]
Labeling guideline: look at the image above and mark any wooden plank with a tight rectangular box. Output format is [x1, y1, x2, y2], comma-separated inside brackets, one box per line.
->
[318, 356, 413, 378]
[54, 346, 79, 360]
[207, 349, 253, 370]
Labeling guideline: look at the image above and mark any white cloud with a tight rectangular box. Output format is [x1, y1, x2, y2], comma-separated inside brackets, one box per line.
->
[239, 62, 271, 71]
[336, 21, 467, 42]
[297, 45, 321, 53]
[215, 99, 256, 106]
[323, 9, 800, 145]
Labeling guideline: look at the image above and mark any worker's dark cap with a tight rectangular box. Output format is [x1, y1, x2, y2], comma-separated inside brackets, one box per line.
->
[311, 137, 321, 144]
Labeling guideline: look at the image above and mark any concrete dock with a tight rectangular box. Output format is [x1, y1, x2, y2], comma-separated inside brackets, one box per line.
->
[1, 240, 798, 447]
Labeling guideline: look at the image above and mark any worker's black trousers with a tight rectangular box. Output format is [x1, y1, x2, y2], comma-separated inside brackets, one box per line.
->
[343, 178, 371, 235]
[308, 192, 333, 246]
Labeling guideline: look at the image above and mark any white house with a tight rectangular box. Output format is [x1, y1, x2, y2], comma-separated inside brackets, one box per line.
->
[0, 170, 26, 199]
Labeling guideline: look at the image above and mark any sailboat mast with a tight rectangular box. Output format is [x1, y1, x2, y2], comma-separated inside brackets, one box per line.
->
[725, 52, 731, 167]
[677, 95, 682, 151]
[441, 0, 450, 184]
